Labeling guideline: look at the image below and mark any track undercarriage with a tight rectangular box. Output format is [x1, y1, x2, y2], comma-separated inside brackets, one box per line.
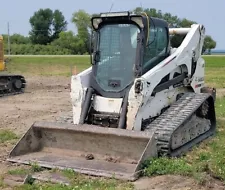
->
[0, 74, 26, 97]
[147, 92, 216, 157]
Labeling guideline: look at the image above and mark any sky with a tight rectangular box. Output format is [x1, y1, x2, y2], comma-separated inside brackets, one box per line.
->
[0, 0, 224, 50]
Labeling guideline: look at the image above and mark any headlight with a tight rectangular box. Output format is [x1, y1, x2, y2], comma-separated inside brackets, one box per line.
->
[100, 12, 130, 17]
[92, 18, 102, 30]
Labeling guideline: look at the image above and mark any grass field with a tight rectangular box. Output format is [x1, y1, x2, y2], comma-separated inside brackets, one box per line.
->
[4, 55, 225, 82]
[2, 55, 225, 189]
[5, 56, 90, 77]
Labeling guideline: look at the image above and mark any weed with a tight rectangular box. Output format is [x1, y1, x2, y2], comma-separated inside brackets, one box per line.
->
[192, 172, 208, 185]
[0, 176, 5, 188]
[142, 157, 193, 176]
[30, 162, 43, 172]
[14, 176, 134, 190]
[0, 129, 18, 143]
[8, 168, 30, 176]
[62, 169, 77, 179]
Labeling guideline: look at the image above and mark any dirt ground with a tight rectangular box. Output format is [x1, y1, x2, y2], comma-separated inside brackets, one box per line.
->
[0, 76, 72, 176]
[0, 76, 225, 190]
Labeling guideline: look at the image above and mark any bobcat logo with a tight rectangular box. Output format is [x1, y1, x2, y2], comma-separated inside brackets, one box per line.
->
[108, 80, 121, 88]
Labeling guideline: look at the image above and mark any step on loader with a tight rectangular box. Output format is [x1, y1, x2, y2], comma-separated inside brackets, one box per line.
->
[7, 11, 216, 181]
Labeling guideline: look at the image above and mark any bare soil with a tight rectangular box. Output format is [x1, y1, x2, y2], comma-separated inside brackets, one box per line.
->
[217, 88, 225, 98]
[0, 76, 72, 176]
[0, 75, 224, 190]
[134, 176, 225, 190]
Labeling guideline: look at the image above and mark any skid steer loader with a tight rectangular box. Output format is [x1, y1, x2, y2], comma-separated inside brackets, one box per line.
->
[8, 11, 216, 181]
[0, 35, 26, 97]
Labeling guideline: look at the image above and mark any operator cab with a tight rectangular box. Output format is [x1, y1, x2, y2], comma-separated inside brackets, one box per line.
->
[90, 12, 170, 98]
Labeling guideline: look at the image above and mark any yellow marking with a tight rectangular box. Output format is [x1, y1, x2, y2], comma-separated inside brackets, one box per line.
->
[0, 35, 5, 71]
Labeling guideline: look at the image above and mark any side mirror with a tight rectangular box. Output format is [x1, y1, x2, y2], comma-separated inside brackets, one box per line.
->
[134, 32, 144, 77]
[90, 30, 100, 65]
[89, 31, 96, 54]
[93, 50, 100, 63]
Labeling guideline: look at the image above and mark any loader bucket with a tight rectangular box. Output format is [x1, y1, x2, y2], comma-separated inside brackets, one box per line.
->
[7, 121, 157, 181]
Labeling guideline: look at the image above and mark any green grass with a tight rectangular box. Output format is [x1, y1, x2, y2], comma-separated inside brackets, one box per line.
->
[142, 157, 193, 176]
[5, 167, 133, 189]
[8, 168, 31, 176]
[14, 169, 134, 190]
[30, 162, 44, 172]
[5, 166, 133, 189]
[0, 176, 5, 189]
[204, 56, 225, 68]
[204, 56, 225, 88]
[5, 56, 90, 77]
[4, 56, 225, 85]
[0, 129, 18, 143]
[216, 97, 225, 118]
[15, 183, 133, 190]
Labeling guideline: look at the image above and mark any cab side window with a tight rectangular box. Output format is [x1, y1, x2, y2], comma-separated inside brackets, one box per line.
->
[143, 25, 168, 74]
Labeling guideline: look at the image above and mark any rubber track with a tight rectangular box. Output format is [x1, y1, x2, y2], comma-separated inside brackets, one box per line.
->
[146, 92, 216, 157]
[0, 75, 26, 97]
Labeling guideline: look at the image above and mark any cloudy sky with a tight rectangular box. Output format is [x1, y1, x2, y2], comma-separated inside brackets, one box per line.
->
[0, 0, 224, 49]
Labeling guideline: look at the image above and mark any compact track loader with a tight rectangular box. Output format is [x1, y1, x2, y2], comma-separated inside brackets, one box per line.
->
[8, 11, 216, 181]
[0, 35, 26, 97]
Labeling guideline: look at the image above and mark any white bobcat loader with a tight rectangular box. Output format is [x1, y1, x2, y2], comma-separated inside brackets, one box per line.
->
[8, 11, 216, 181]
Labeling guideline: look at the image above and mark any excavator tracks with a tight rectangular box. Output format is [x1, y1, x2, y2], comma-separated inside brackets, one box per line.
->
[147, 92, 216, 157]
[0, 74, 26, 97]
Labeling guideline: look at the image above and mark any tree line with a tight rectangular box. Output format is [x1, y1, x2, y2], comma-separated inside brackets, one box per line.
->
[2, 8, 216, 55]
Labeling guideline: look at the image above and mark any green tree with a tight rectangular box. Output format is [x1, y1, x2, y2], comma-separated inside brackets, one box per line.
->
[29, 8, 53, 45]
[8, 34, 30, 44]
[51, 10, 68, 41]
[71, 10, 91, 54]
[203, 35, 216, 54]
[51, 31, 80, 54]
[145, 8, 163, 19]
[133, 7, 144, 14]
[29, 8, 67, 45]
[179, 18, 196, 27]
[134, 7, 193, 28]
[132, 7, 217, 51]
